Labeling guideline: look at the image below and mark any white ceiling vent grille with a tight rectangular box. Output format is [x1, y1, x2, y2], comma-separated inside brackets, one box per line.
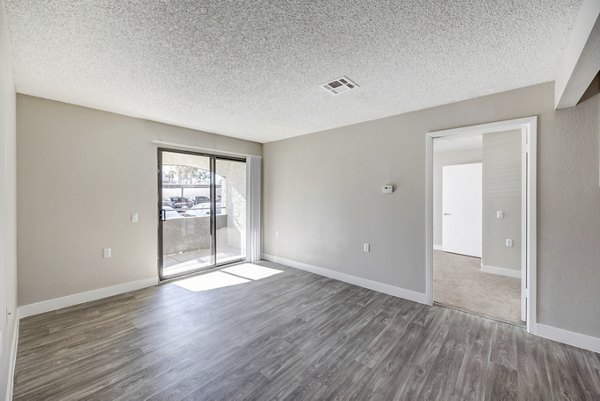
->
[322, 76, 359, 95]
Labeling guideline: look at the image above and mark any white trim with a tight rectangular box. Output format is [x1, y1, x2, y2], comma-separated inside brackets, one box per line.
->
[426, 116, 538, 334]
[537, 324, 600, 354]
[425, 135, 434, 305]
[480, 264, 521, 279]
[427, 117, 538, 139]
[5, 318, 19, 401]
[433, 244, 443, 251]
[527, 119, 538, 334]
[520, 127, 528, 322]
[152, 140, 262, 159]
[17, 277, 158, 318]
[246, 156, 262, 262]
[262, 253, 428, 305]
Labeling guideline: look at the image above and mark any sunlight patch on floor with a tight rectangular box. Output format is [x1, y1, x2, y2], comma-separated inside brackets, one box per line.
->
[222, 263, 283, 280]
[174, 271, 250, 292]
[173, 263, 283, 292]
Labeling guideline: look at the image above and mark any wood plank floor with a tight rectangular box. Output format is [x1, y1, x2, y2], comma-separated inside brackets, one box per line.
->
[13, 261, 600, 401]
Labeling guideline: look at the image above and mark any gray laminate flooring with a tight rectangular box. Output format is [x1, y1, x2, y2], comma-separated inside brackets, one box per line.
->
[13, 261, 600, 400]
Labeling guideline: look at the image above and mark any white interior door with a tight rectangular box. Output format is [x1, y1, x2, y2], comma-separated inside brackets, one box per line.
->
[442, 163, 482, 257]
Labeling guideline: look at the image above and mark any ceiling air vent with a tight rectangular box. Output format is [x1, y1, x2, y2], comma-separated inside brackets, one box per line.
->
[322, 76, 359, 95]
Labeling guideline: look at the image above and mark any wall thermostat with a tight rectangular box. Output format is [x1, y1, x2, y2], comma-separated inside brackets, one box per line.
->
[382, 185, 394, 194]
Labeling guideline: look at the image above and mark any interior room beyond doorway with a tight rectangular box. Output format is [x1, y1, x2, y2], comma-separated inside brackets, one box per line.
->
[432, 130, 524, 325]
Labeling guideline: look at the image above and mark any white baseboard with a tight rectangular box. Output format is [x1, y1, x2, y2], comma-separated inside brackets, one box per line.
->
[261, 254, 428, 305]
[433, 244, 443, 251]
[536, 323, 600, 354]
[5, 317, 19, 401]
[480, 264, 521, 279]
[17, 277, 158, 318]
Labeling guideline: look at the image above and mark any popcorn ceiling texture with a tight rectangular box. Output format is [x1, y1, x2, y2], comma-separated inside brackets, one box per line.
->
[4, 0, 583, 143]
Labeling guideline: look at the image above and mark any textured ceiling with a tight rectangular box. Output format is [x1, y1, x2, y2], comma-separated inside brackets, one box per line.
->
[4, 0, 583, 143]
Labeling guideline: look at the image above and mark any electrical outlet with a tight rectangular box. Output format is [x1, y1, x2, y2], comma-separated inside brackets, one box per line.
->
[505, 239, 513, 247]
[363, 243, 370, 253]
[103, 248, 112, 258]
[496, 210, 504, 219]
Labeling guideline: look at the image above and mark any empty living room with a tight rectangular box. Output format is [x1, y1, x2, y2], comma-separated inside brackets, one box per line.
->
[1, 0, 600, 400]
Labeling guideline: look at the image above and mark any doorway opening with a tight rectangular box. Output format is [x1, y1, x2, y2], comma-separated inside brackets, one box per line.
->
[158, 148, 247, 280]
[426, 117, 537, 333]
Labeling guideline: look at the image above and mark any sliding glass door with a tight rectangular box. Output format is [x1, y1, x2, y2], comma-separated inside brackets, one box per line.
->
[158, 149, 246, 279]
[215, 159, 247, 264]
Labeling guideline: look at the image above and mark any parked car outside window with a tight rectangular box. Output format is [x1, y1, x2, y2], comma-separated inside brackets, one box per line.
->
[193, 196, 210, 204]
[169, 197, 193, 209]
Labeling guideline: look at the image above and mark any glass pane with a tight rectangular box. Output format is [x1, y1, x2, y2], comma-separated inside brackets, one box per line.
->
[161, 151, 213, 278]
[215, 159, 246, 264]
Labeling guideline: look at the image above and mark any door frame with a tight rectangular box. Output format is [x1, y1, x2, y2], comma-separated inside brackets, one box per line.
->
[157, 147, 247, 281]
[425, 116, 538, 334]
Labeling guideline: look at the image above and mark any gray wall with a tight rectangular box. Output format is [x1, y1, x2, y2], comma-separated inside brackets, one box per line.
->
[0, 2, 17, 398]
[482, 130, 522, 271]
[17, 95, 262, 306]
[433, 148, 482, 247]
[263, 82, 600, 338]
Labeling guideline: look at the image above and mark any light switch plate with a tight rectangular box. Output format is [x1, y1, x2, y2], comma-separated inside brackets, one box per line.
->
[103, 248, 112, 258]
[131, 212, 139, 223]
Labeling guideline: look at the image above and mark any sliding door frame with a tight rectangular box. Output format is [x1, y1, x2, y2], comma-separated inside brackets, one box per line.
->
[157, 147, 247, 281]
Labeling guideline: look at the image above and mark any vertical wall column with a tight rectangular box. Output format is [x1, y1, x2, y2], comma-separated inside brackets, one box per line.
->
[246, 156, 262, 262]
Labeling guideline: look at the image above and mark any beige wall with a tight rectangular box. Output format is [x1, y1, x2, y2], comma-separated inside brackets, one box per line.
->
[482, 130, 522, 271]
[17, 95, 261, 306]
[263, 82, 600, 338]
[218, 159, 247, 251]
[433, 148, 482, 247]
[0, 2, 17, 398]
